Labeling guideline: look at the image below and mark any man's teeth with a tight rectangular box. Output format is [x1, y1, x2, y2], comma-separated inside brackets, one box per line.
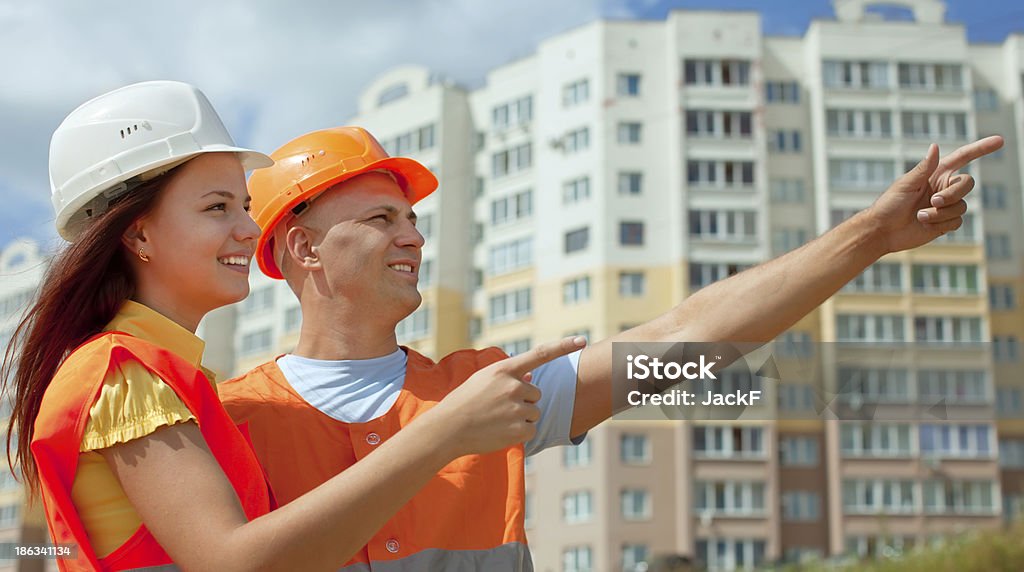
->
[219, 256, 250, 266]
[390, 264, 413, 273]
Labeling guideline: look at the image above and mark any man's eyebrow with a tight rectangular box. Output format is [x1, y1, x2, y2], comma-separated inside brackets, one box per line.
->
[361, 205, 416, 221]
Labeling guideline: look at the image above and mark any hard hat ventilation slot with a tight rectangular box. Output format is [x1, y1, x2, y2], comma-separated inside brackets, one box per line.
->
[120, 125, 141, 139]
[300, 153, 317, 167]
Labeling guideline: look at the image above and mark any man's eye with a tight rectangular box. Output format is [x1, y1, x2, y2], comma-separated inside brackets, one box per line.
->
[208, 203, 226, 211]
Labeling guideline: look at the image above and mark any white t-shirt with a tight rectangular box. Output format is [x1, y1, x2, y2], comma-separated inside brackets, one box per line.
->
[276, 348, 586, 456]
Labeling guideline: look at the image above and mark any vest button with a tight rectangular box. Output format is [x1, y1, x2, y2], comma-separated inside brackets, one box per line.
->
[366, 433, 381, 446]
[385, 539, 400, 554]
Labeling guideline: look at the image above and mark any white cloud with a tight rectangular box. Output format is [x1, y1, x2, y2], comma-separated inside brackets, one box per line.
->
[0, 0, 611, 247]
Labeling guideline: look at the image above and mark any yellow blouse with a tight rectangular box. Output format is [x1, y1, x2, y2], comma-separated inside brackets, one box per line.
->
[70, 300, 218, 558]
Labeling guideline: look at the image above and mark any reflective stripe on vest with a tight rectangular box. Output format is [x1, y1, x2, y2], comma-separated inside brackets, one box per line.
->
[31, 332, 273, 571]
[220, 347, 531, 571]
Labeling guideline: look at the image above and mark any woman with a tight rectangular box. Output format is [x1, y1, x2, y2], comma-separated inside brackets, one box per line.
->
[2, 81, 583, 571]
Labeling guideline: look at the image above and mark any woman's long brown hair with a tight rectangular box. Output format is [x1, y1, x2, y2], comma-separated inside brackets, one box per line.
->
[1, 175, 172, 497]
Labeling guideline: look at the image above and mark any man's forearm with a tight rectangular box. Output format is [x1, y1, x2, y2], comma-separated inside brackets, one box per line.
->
[666, 208, 888, 344]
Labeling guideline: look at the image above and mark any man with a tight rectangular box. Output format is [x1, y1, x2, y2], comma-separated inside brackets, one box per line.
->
[220, 126, 1002, 570]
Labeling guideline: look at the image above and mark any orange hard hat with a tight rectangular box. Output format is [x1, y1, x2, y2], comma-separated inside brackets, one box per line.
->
[249, 126, 438, 279]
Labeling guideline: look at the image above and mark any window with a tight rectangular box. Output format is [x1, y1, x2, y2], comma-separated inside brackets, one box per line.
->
[913, 316, 983, 344]
[621, 489, 651, 520]
[617, 122, 642, 144]
[617, 172, 643, 195]
[563, 546, 593, 572]
[901, 111, 967, 140]
[779, 386, 819, 413]
[242, 286, 274, 313]
[687, 160, 754, 187]
[419, 259, 434, 287]
[619, 222, 644, 246]
[563, 78, 590, 107]
[396, 306, 431, 341]
[563, 176, 591, 203]
[924, 480, 996, 514]
[912, 264, 979, 295]
[380, 123, 438, 155]
[621, 544, 649, 572]
[563, 276, 591, 305]
[823, 60, 890, 89]
[491, 143, 532, 178]
[689, 262, 751, 290]
[782, 491, 821, 521]
[695, 538, 766, 571]
[694, 481, 766, 515]
[918, 370, 987, 402]
[765, 81, 800, 103]
[990, 285, 1016, 310]
[620, 433, 650, 464]
[769, 129, 801, 152]
[693, 426, 765, 457]
[565, 127, 590, 153]
[829, 159, 896, 188]
[826, 109, 892, 138]
[618, 272, 645, 297]
[617, 73, 641, 96]
[776, 332, 813, 359]
[842, 479, 917, 513]
[498, 338, 531, 356]
[684, 59, 751, 86]
[769, 179, 806, 203]
[920, 424, 991, 457]
[830, 208, 859, 227]
[838, 368, 910, 403]
[974, 88, 999, 111]
[898, 62, 963, 91]
[417, 213, 435, 240]
[488, 288, 531, 324]
[999, 439, 1024, 468]
[686, 110, 752, 138]
[994, 335, 1020, 363]
[563, 436, 592, 468]
[844, 262, 902, 293]
[772, 228, 807, 256]
[836, 314, 905, 342]
[986, 233, 1012, 259]
[284, 306, 302, 332]
[491, 95, 533, 130]
[997, 388, 1022, 416]
[936, 213, 976, 244]
[981, 184, 1007, 210]
[490, 189, 532, 225]
[377, 83, 409, 106]
[779, 436, 818, 466]
[565, 227, 590, 254]
[563, 491, 593, 523]
[487, 237, 532, 276]
[840, 423, 914, 456]
[240, 329, 272, 356]
[0, 503, 19, 528]
[689, 210, 757, 241]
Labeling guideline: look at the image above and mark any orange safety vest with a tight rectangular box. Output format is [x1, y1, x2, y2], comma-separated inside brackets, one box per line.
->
[31, 332, 274, 571]
[220, 347, 532, 571]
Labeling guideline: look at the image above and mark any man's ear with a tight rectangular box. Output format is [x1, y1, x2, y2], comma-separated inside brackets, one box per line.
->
[285, 225, 322, 272]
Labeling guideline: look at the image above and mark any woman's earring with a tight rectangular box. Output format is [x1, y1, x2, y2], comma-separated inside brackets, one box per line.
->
[138, 248, 150, 263]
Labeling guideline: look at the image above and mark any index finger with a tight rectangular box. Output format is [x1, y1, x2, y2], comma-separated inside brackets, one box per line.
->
[938, 135, 1004, 174]
[500, 336, 587, 378]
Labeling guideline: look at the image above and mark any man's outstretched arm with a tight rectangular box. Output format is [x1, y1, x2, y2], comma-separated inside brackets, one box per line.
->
[568, 136, 1005, 438]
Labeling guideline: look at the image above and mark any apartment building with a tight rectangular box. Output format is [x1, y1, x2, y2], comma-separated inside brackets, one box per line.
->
[1, 0, 1022, 570]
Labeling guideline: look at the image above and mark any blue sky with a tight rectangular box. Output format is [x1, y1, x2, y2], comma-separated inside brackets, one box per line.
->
[0, 0, 1021, 253]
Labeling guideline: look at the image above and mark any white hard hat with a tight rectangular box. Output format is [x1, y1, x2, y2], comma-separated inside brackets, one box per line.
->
[49, 80, 274, 241]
